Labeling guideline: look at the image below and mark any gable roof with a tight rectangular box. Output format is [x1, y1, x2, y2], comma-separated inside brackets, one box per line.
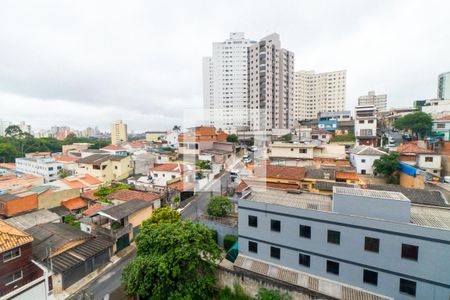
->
[335, 171, 359, 181]
[0, 220, 34, 252]
[4, 209, 61, 230]
[351, 146, 386, 156]
[151, 163, 189, 173]
[53, 155, 79, 163]
[76, 154, 111, 164]
[98, 199, 152, 221]
[60, 174, 103, 189]
[102, 145, 126, 151]
[62, 197, 88, 211]
[107, 189, 161, 202]
[168, 180, 195, 192]
[83, 203, 109, 216]
[254, 165, 306, 181]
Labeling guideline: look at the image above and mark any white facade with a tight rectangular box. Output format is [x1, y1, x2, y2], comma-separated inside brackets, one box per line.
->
[111, 120, 127, 145]
[350, 146, 386, 175]
[416, 154, 442, 175]
[238, 187, 450, 300]
[18, 121, 31, 134]
[294, 70, 346, 121]
[422, 99, 450, 116]
[358, 91, 387, 112]
[203, 33, 256, 131]
[354, 105, 377, 146]
[0, 119, 11, 136]
[15, 157, 63, 183]
[318, 111, 351, 121]
[249, 33, 295, 131]
[438, 72, 450, 100]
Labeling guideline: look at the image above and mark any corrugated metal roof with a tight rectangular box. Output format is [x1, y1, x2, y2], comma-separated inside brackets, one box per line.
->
[333, 187, 409, 201]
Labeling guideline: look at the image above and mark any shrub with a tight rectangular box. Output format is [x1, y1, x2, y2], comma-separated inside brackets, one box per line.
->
[223, 234, 238, 251]
[257, 288, 292, 300]
[211, 229, 218, 244]
[207, 195, 233, 217]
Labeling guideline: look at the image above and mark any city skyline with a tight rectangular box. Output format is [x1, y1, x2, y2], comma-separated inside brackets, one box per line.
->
[0, 0, 449, 132]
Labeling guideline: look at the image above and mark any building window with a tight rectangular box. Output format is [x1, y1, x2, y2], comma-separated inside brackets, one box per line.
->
[361, 169, 366, 175]
[248, 215, 258, 227]
[299, 149, 307, 153]
[270, 246, 280, 259]
[327, 230, 340, 245]
[361, 159, 366, 163]
[115, 166, 118, 170]
[437, 123, 445, 129]
[399, 278, 416, 296]
[368, 120, 374, 124]
[401, 244, 419, 261]
[248, 241, 258, 253]
[424, 157, 433, 162]
[326, 260, 339, 275]
[359, 120, 364, 124]
[5, 270, 23, 285]
[299, 225, 311, 239]
[363, 269, 378, 286]
[364, 237, 380, 253]
[271, 219, 281, 232]
[299, 253, 310, 267]
[3, 248, 21, 262]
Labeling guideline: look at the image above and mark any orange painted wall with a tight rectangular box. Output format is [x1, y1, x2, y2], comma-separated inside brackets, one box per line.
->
[0, 193, 38, 217]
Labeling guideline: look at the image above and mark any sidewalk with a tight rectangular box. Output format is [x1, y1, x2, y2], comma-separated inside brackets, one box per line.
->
[54, 244, 136, 300]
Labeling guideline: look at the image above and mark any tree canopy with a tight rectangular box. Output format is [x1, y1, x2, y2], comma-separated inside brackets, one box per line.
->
[373, 152, 401, 184]
[226, 133, 238, 143]
[207, 195, 233, 217]
[122, 218, 221, 299]
[281, 133, 292, 142]
[394, 112, 432, 139]
[143, 207, 181, 226]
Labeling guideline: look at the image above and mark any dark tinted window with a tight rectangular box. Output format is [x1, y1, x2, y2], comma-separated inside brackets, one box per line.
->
[299, 253, 310, 267]
[271, 219, 281, 232]
[299, 225, 311, 238]
[248, 215, 258, 227]
[399, 278, 416, 296]
[270, 246, 280, 259]
[327, 230, 340, 245]
[401, 244, 418, 261]
[364, 237, 380, 253]
[363, 269, 378, 286]
[326, 260, 339, 275]
[248, 241, 258, 253]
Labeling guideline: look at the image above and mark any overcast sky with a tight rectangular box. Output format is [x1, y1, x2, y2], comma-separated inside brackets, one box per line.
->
[0, 0, 449, 132]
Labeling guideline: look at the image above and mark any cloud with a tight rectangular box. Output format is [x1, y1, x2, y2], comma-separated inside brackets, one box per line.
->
[0, 0, 449, 131]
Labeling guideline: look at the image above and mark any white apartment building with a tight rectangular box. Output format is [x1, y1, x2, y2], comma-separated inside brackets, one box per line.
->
[238, 187, 450, 300]
[294, 70, 346, 121]
[18, 121, 31, 134]
[438, 71, 450, 100]
[15, 156, 63, 183]
[203, 33, 256, 131]
[355, 105, 378, 147]
[249, 33, 295, 131]
[358, 91, 387, 112]
[111, 120, 128, 145]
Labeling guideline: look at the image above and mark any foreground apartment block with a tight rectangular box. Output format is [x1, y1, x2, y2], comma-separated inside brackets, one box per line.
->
[203, 32, 256, 131]
[293, 70, 346, 121]
[248, 33, 294, 131]
[238, 187, 450, 300]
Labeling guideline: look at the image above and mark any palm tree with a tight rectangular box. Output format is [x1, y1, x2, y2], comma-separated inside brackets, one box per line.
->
[172, 125, 181, 132]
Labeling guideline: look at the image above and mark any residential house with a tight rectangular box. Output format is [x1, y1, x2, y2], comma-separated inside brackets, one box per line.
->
[123, 139, 147, 153]
[432, 115, 450, 141]
[354, 105, 378, 146]
[0, 220, 48, 299]
[268, 143, 315, 161]
[61, 197, 88, 213]
[0, 191, 38, 218]
[163, 131, 179, 148]
[199, 142, 235, 170]
[311, 130, 331, 143]
[167, 180, 195, 202]
[80, 199, 158, 252]
[268, 143, 347, 166]
[75, 154, 132, 182]
[62, 143, 90, 155]
[106, 189, 161, 206]
[397, 143, 442, 175]
[0, 174, 43, 193]
[131, 150, 156, 175]
[237, 187, 450, 300]
[335, 120, 354, 136]
[26, 223, 113, 293]
[101, 144, 128, 156]
[350, 146, 387, 175]
[53, 155, 78, 174]
[149, 163, 194, 187]
[48, 173, 103, 192]
[145, 131, 166, 143]
[178, 126, 228, 159]
[4, 209, 61, 230]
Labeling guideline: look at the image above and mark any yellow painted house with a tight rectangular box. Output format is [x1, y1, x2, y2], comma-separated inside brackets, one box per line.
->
[76, 154, 132, 182]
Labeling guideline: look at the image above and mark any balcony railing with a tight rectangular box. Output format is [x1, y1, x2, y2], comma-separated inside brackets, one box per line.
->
[94, 223, 132, 239]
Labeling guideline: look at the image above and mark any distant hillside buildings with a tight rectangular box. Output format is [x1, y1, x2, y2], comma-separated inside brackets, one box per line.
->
[358, 91, 387, 112]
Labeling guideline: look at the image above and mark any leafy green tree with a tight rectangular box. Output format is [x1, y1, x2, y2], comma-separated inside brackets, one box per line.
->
[227, 133, 238, 143]
[5, 125, 23, 138]
[143, 207, 181, 226]
[207, 195, 233, 217]
[172, 125, 181, 131]
[196, 159, 211, 170]
[394, 111, 432, 139]
[373, 152, 401, 184]
[0, 144, 19, 162]
[281, 133, 292, 142]
[57, 168, 72, 179]
[257, 288, 292, 300]
[122, 220, 221, 299]
[218, 283, 252, 300]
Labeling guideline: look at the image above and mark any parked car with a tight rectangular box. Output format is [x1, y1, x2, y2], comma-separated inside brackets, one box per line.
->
[249, 145, 258, 152]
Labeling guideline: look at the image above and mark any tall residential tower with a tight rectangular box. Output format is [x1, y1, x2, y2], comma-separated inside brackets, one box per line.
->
[203, 33, 256, 131]
[358, 91, 387, 112]
[111, 120, 127, 145]
[438, 72, 450, 100]
[293, 70, 346, 122]
[248, 33, 295, 131]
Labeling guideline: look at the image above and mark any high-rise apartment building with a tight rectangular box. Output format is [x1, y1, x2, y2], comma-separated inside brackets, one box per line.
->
[438, 72, 450, 100]
[358, 91, 387, 112]
[248, 33, 295, 131]
[0, 119, 11, 136]
[293, 70, 346, 121]
[111, 120, 127, 145]
[203, 33, 256, 131]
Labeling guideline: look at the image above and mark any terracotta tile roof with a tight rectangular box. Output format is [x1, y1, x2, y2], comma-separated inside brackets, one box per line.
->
[434, 115, 450, 121]
[83, 203, 108, 216]
[81, 189, 100, 201]
[102, 145, 126, 150]
[0, 163, 16, 170]
[168, 181, 195, 192]
[53, 155, 78, 162]
[254, 165, 305, 181]
[397, 143, 435, 154]
[107, 189, 161, 202]
[0, 220, 33, 252]
[151, 163, 188, 173]
[235, 181, 249, 193]
[335, 171, 359, 181]
[60, 174, 103, 189]
[62, 197, 88, 211]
